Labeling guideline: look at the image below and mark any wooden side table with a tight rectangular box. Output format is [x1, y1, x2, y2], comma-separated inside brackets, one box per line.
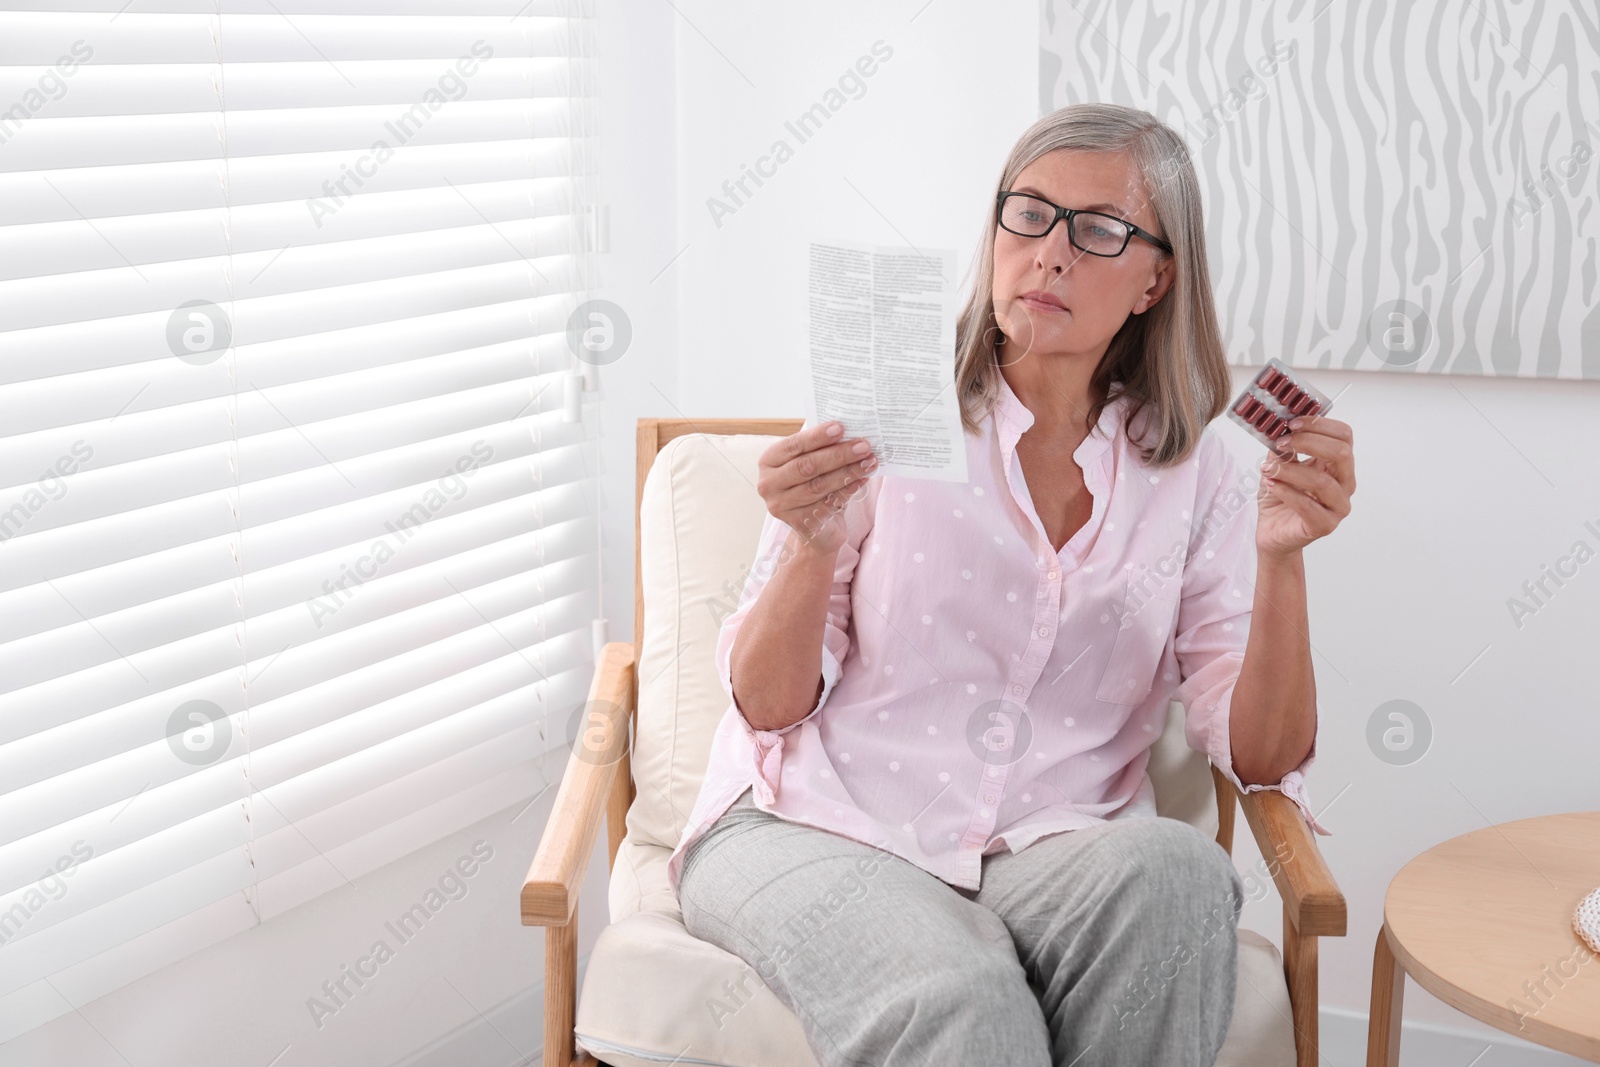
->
[1368, 811, 1600, 1064]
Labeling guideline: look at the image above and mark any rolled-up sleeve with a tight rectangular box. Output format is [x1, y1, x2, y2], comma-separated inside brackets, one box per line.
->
[714, 430, 874, 739]
[1172, 432, 1331, 837]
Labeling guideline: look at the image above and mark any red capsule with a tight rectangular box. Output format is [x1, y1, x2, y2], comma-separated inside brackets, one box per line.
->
[1257, 367, 1283, 392]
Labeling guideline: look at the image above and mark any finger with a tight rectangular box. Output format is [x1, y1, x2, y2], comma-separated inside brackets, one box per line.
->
[776, 445, 878, 509]
[763, 420, 849, 472]
[1265, 458, 1350, 516]
[1263, 478, 1339, 537]
[767, 432, 877, 494]
[1279, 429, 1349, 463]
[1302, 451, 1355, 499]
[1287, 414, 1352, 443]
[1278, 430, 1355, 493]
[1273, 459, 1346, 510]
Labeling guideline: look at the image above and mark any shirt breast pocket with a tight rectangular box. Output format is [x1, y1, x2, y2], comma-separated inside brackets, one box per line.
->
[1094, 579, 1181, 705]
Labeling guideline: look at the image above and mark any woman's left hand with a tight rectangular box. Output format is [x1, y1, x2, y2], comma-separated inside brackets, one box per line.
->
[1256, 414, 1356, 560]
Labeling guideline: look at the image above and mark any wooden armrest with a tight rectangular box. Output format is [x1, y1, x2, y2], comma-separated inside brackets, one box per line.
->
[521, 642, 636, 927]
[1231, 777, 1346, 938]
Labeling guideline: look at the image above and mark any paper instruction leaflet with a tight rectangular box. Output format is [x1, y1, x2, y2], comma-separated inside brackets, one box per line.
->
[806, 240, 967, 483]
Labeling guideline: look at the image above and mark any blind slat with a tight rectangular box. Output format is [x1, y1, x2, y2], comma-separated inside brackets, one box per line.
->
[0, 738, 568, 1044]
[0, 595, 595, 851]
[0, 427, 591, 595]
[0, 254, 585, 338]
[0, 661, 585, 904]
[0, 0, 600, 1039]
[0, 187, 586, 283]
[0, 146, 579, 225]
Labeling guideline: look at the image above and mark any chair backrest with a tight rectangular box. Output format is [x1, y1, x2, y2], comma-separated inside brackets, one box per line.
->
[624, 423, 1220, 859]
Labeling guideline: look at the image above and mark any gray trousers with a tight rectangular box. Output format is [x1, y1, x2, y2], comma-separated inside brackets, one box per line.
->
[678, 787, 1243, 1067]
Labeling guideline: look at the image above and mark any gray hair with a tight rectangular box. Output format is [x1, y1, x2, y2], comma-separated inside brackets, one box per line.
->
[952, 102, 1230, 467]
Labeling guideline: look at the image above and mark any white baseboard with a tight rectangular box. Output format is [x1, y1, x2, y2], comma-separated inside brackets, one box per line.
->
[392, 977, 1591, 1067]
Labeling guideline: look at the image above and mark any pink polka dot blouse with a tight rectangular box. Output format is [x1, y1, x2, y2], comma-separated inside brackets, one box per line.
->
[669, 374, 1329, 895]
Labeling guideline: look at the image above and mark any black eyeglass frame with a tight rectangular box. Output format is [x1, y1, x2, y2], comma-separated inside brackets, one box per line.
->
[995, 191, 1174, 257]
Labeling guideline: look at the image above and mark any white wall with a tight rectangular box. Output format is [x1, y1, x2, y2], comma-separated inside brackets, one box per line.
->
[668, 0, 1600, 1061]
[5, 2, 1595, 1064]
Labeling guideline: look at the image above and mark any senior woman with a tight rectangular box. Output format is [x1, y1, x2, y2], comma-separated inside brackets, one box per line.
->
[669, 102, 1354, 1067]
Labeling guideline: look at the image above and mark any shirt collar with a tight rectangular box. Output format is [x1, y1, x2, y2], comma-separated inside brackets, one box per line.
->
[994, 371, 1126, 471]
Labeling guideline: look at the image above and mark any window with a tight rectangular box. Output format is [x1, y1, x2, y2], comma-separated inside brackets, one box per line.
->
[0, 0, 601, 1037]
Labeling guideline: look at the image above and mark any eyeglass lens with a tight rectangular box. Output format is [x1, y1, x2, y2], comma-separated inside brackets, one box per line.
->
[1000, 195, 1130, 255]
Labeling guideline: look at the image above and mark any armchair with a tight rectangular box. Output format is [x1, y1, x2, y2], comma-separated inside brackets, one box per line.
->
[522, 419, 1347, 1067]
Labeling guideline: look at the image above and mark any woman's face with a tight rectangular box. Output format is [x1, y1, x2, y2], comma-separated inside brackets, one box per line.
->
[991, 148, 1175, 364]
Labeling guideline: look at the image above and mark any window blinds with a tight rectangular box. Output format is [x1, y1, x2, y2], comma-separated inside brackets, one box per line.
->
[0, 0, 601, 1039]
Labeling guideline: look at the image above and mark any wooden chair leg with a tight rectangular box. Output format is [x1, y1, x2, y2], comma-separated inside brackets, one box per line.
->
[545, 909, 578, 1067]
[1282, 900, 1320, 1067]
[1367, 922, 1405, 1067]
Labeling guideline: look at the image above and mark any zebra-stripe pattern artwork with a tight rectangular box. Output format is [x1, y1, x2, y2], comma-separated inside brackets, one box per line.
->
[1040, 0, 1600, 378]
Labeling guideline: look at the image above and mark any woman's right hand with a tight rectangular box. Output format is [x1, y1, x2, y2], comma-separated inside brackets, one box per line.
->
[756, 421, 879, 555]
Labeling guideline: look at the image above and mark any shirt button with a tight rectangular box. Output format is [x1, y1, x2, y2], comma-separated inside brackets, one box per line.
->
[1011, 684, 1023, 695]
[1047, 570, 1059, 580]
[1037, 625, 1049, 637]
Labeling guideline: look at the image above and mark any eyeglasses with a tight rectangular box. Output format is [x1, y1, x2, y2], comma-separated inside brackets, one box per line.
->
[996, 192, 1173, 257]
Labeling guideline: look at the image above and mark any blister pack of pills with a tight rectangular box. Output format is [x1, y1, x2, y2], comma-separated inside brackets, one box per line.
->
[1227, 358, 1333, 455]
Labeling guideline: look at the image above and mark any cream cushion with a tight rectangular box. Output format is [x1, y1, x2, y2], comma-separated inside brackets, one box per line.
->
[576, 432, 1296, 1066]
